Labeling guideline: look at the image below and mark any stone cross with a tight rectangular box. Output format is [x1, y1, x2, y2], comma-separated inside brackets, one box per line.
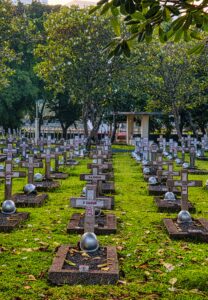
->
[21, 154, 42, 183]
[84, 185, 97, 232]
[189, 146, 196, 169]
[19, 141, 28, 158]
[167, 169, 202, 210]
[70, 184, 112, 210]
[41, 148, 55, 180]
[185, 135, 192, 149]
[54, 147, 63, 172]
[0, 160, 26, 199]
[157, 163, 180, 187]
[157, 135, 164, 150]
[150, 143, 158, 162]
[152, 153, 169, 171]
[3, 144, 17, 161]
[142, 138, 149, 161]
[80, 166, 108, 195]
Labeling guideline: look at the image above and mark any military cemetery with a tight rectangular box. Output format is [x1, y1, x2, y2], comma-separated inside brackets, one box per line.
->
[1, 0, 208, 299]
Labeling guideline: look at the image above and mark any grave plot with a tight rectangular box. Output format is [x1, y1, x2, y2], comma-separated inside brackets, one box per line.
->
[68, 185, 116, 234]
[48, 244, 119, 285]
[12, 155, 48, 207]
[33, 148, 60, 191]
[0, 210, 29, 232]
[154, 166, 195, 212]
[163, 170, 208, 241]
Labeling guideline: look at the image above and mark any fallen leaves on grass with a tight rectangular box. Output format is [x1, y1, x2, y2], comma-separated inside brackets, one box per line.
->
[169, 277, 177, 285]
[64, 259, 76, 267]
[27, 275, 36, 281]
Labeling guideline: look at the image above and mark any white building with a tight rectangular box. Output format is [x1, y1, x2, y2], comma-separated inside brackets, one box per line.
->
[66, 0, 97, 7]
[12, 0, 48, 4]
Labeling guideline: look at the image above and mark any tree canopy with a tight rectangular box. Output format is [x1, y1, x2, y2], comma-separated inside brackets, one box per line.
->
[91, 0, 208, 56]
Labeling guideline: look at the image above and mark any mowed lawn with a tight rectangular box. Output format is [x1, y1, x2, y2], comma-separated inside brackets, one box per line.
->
[1, 148, 208, 299]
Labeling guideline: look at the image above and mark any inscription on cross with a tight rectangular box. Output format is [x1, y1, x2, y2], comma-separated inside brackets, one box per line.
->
[70, 184, 112, 210]
[167, 170, 202, 211]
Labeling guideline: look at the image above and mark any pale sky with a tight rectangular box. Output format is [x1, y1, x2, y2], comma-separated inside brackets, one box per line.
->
[48, 0, 97, 5]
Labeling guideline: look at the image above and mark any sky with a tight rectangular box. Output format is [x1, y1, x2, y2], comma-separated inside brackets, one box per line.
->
[48, 0, 97, 5]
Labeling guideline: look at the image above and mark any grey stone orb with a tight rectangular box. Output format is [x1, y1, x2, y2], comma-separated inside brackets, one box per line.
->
[167, 155, 173, 160]
[82, 186, 86, 195]
[196, 151, 202, 157]
[175, 158, 181, 165]
[143, 167, 150, 175]
[164, 192, 176, 201]
[2, 200, 16, 215]
[163, 151, 169, 157]
[0, 165, 4, 171]
[34, 173, 43, 182]
[177, 210, 192, 224]
[135, 155, 141, 162]
[148, 176, 157, 185]
[95, 208, 101, 217]
[142, 160, 149, 166]
[182, 162, 190, 169]
[93, 159, 97, 164]
[23, 183, 36, 195]
[80, 232, 99, 253]
[14, 157, 20, 164]
[59, 160, 64, 165]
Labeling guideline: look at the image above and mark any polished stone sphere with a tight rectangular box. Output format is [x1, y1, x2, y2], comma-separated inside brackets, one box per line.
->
[82, 186, 86, 195]
[143, 167, 150, 175]
[2, 200, 16, 215]
[93, 159, 97, 164]
[34, 173, 43, 182]
[148, 176, 157, 185]
[182, 162, 190, 169]
[95, 208, 101, 217]
[23, 184, 36, 195]
[14, 157, 20, 164]
[163, 151, 169, 157]
[80, 232, 99, 253]
[177, 210, 192, 224]
[142, 160, 149, 166]
[135, 155, 141, 162]
[196, 150, 202, 157]
[164, 192, 176, 201]
[175, 158, 181, 165]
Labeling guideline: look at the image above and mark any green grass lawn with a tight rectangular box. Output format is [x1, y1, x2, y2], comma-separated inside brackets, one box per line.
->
[1, 150, 208, 300]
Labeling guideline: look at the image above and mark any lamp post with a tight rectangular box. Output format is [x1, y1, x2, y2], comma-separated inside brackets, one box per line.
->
[35, 99, 44, 145]
[35, 100, 39, 145]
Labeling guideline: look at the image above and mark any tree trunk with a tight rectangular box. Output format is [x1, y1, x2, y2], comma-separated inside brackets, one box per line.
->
[111, 118, 118, 143]
[172, 104, 182, 140]
[187, 111, 198, 139]
[61, 124, 68, 139]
